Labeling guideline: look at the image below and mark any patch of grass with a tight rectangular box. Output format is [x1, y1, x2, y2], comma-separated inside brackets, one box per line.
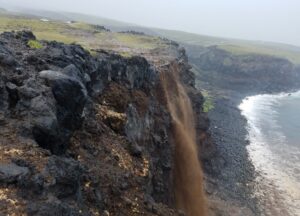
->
[0, 15, 66, 32]
[27, 40, 43, 49]
[115, 33, 163, 50]
[69, 22, 95, 31]
[119, 51, 133, 58]
[202, 91, 214, 113]
[154, 28, 300, 65]
[0, 14, 170, 57]
[154, 28, 230, 46]
[203, 99, 214, 113]
[219, 44, 300, 64]
[35, 32, 76, 44]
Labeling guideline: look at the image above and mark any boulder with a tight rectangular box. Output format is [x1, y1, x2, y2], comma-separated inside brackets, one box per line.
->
[62, 64, 91, 85]
[30, 95, 68, 155]
[39, 70, 87, 130]
[44, 156, 84, 198]
[0, 45, 17, 67]
[6, 82, 19, 108]
[15, 30, 36, 41]
[0, 163, 29, 183]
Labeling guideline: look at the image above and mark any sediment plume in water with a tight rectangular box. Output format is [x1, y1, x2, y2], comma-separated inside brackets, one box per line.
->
[160, 63, 208, 216]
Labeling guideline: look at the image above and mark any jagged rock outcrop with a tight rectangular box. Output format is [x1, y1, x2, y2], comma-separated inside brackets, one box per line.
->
[0, 31, 211, 215]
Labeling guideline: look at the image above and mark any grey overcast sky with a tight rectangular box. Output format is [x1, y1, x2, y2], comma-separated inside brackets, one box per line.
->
[1, 0, 299, 46]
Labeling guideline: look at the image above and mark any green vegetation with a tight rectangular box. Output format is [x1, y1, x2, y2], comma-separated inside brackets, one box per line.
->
[119, 51, 133, 58]
[0, 15, 65, 33]
[34, 32, 76, 44]
[0, 14, 170, 57]
[69, 22, 95, 31]
[0, 14, 77, 44]
[2, 10, 300, 65]
[62, 11, 135, 28]
[154, 28, 230, 46]
[154, 28, 300, 65]
[219, 44, 300, 64]
[202, 91, 214, 113]
[27, 40, 43, 49]
[115, 33, 164, 49]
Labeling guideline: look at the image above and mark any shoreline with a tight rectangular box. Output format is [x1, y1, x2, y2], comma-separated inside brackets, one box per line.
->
[205, 89, 300, 215]
[186, 39, 300, 215]
[239, 91, 300, 216]
[205, 95, 260, 215]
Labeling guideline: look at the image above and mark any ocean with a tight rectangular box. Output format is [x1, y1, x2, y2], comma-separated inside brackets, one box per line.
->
[239, 91, 300, 216]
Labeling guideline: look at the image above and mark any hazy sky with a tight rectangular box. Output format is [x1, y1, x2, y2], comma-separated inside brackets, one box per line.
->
[1, 0, 300, 46]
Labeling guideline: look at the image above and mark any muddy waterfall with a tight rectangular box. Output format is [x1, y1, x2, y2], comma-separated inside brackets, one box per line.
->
[161, 63, 208, 216]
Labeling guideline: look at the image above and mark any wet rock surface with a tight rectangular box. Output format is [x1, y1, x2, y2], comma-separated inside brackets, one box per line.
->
[0, 31, 211, 215]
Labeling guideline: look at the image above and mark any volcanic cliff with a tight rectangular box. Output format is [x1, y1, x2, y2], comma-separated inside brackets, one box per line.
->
[0, 31, 214, 215]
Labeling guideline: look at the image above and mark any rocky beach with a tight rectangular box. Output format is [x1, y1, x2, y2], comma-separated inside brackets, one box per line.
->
[187, 45, 300, 215]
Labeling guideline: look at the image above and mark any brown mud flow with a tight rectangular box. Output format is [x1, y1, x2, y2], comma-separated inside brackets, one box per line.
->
[160, 63, 208, 216]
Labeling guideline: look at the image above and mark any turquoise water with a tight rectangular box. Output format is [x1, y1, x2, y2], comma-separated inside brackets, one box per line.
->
[239, 91, 300, 216]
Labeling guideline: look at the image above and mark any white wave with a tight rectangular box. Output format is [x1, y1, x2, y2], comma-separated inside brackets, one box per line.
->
[239, 91, 300, 216]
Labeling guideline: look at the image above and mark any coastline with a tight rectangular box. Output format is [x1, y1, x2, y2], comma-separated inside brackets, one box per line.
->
[205, 90, 300, 216]
[205, 95, 260, 215]
[185, 35, 300, 216]
[239, 91, 300, 216]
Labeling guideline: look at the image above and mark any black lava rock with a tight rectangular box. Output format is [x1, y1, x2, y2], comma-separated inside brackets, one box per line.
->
[0, 163, 30, 184]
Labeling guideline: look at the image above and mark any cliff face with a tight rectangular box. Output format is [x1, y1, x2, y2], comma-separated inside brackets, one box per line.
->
[187, 45, 300, 96]
[0, 31, 211, 215]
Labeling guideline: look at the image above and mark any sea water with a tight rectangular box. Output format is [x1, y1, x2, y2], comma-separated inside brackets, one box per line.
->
[239, 91, 300, 216]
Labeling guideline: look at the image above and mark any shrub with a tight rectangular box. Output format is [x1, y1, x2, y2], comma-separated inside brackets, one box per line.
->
[202, 92, 214, 113]
[27, 40, 43, 49]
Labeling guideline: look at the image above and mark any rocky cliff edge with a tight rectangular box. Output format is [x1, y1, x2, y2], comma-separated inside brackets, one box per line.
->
[0, 31, 213, 216]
